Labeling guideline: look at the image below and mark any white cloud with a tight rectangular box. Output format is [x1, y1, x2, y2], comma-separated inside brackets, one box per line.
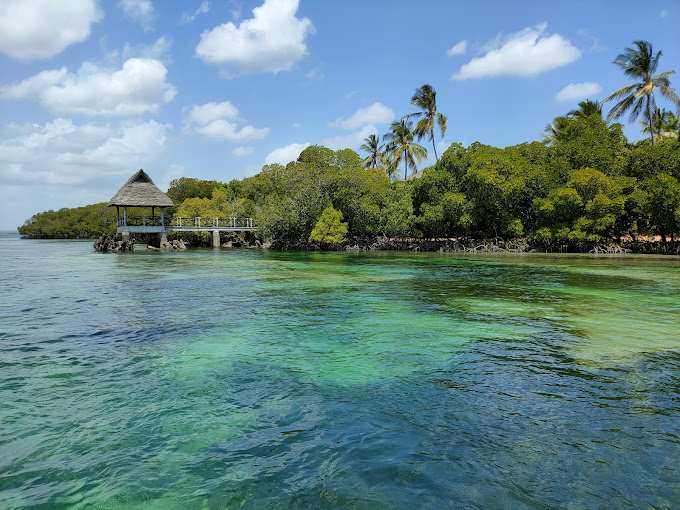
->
[122, 36, 172, 62]
[182, 1, 211, 23]
[231, 146, 254, 158]
[185, 101, 269, 142]
[0, 58, 177, 116]
[118, 0, 155, 31]
[187, 101, 239, 124]
[196, 0, 314, 76]
[0, 68, 68, 99]
[447, 40, 468, 56]
[330, 103, 395, 130]
[555, 82, 602, 102]
[0, 119, 172, 186]
[0, 0, 102, 60]
[264, 142, 310, 165]
[322, 125, 376, 151]
[453, 22, 581, 80]
[660, 9, 668, 18]
[195, 120, 269, 141]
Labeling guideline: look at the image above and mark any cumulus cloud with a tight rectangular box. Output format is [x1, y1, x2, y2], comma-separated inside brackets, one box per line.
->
[447, 40, 468, 56]
[118, 0, 155, 31]
[196, 0, 314, 76]
[186, 101, 239, 124]
[0, 119, 172, 186]
[231, 146, 254, 158]
[0, 58, 177, 116]
[0, 0, 102, 60]
[453, 22, 581, 80]
[185, 101, 269, 141]
[330, 103, 395, 130]
[555, 82, 602, 102]
[182, 1, 210, 23]
[264, 142, 310, 165]
[322, 125, 377, 151]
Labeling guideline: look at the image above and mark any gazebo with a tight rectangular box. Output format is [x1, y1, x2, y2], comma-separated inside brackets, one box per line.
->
[108, 169, 174, 244]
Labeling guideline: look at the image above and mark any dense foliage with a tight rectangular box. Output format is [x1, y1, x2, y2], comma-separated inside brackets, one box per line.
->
[18, 119, 680, 246]
[18, 203, 117, 238]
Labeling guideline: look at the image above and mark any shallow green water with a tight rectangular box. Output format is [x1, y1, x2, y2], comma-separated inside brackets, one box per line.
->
[1, 233, 679, 508]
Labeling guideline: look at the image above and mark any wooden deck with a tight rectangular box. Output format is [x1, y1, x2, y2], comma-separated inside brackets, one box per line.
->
[116, 216, 259, 234]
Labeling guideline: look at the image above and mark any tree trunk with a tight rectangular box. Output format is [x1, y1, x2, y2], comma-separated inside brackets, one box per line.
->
[647, 96, 655, 146]
[432, 130, 438, 161]
[404, 155, 408, 181]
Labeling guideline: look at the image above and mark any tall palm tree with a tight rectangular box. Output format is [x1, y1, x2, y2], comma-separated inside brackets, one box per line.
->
[403, 84, 447, 161]
[603, 40, 680, 145]
[383, 120, 428, 180]
[359, 134, 387, 171]
[568, 99, 602, 119]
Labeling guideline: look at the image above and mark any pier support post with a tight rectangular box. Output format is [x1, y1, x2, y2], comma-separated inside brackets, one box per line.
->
[211, 230, 220, 248]
[121, 230, 130, 242]
[148, 231, 167, 249]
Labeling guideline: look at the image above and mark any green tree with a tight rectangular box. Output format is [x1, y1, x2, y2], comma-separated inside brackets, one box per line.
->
[639, 108, 680, 141]
[542, 116, 570, 146]
[568, 99, 602, 119]
[360, 134, 387, 172]
[603, 40, 680, 145]
[384, 120, 428, 180]
[404, 83, 447, 161]
[309, 206, 348, 244]
[379, 182, 415, 238]
[533, 168, 632, 242]
[633, 173, 680, 242]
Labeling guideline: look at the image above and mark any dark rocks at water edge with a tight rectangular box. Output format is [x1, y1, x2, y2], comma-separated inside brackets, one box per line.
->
[147, 239, 187, 251]
[94, 235, 134, 252]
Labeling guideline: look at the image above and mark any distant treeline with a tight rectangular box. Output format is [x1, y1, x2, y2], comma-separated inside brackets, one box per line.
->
[18, 203, 117, 238]
[18, 115, 680, 249]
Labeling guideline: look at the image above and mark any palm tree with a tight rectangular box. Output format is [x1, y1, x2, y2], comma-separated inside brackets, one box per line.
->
[603, 40, 680, 145]
[659, 110, 680, 139]
[383, 120, 428, 180]
[568, 99, 602, 119]
[359, 134, 387, 171]
[542, 116, 570, 146]
[403, 84, 447, 161]
[638, 108, 680, 141]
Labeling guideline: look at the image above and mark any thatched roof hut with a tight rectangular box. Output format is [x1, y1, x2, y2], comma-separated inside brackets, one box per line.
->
[108, 169, 174, 207]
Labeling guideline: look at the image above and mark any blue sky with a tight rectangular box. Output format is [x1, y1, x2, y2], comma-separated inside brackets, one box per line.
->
[0, 0, 678, 229]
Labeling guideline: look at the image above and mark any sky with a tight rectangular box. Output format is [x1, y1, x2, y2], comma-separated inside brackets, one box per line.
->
[0, 0, 678, 230]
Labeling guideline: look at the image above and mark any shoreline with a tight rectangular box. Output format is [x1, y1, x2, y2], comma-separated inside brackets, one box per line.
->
[15, 232, 680, 255]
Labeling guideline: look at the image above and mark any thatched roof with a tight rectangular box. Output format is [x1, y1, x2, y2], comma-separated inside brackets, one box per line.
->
[108, 169, 174, 207]
[405, 170, 424, 181]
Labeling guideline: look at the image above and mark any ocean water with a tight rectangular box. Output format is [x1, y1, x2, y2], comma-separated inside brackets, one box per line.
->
[1, 232, 679, 509]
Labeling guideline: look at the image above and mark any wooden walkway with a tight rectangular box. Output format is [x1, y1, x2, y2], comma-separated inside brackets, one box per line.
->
[117, 216, 259, 234]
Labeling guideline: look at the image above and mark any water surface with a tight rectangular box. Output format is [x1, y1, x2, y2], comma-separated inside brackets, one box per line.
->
[1, 233, 679, 508]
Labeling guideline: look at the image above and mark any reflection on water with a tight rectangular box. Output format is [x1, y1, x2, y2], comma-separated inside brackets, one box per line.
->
[1, 233, 679, 508]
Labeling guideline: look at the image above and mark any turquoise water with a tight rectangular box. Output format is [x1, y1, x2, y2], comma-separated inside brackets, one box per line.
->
[1, 232, 680, 509]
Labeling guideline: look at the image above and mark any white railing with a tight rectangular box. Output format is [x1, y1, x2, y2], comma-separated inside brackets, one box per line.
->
[170, 217, 255, 229]
[117, 216, 256, 229]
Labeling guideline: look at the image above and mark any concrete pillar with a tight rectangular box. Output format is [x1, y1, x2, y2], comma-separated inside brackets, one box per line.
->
[121, 230, 130, 242]
[211, 230, 220, 248]
[148, 231, 167, 249]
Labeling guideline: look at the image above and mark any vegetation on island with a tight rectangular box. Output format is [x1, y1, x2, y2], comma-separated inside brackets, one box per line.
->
[17, 40, 680, 252]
